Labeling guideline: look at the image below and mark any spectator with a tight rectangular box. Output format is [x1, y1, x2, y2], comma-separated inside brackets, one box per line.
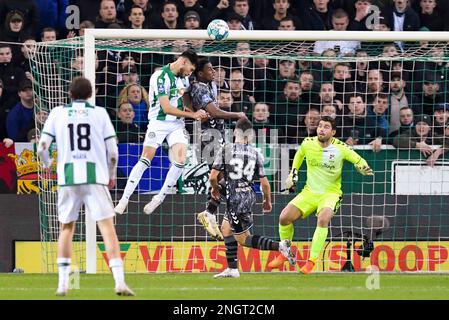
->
[313, 9, 360, 56]
[388, 0, 420, 50]
[118, 65, 139, 93]
[0, 0, 40, 37]
[226, 11, 244, 30]
[262, 0, 299, 30]
[153, 0, 181, 29]
[427, 122, 449, 166]
[253, 57, 276, 102]
[118, 83, 149, 129]
[332, 62, 354, 104]
[343, 94, 381, 148]
[0, 10, 28, 65]
[217, 88, 233, 111]
[432, 103, 449, 136]
[273, 59, 297, 95]
[389, 106, 415, 140]
[125, 0, 161, 27]
[349, 0, 373, 31]
[296, 108, 320, 143]
[214, 65, 229, 91]
[372, 15, 391, 31]
[321, 103, 337, 119]
[229, 68, 254, 114]
[35, 0, 68, 37]
[299, 71, 319, 105]
[278, 16, 296, 30]
[0, 44, 27, 111]
[393, 114, 435, 157]
[184, 10, 201, 29]
[179, 0, 208, 28]
[418, 0, 443, 30]
[95, 0, 124, 28]
[128, 5, 146, 28]
[302, 0, 333, 30]
[231, 42, 265, 94]
[232, 0, 258, 30]
[207, 0, 230, 23]
[77, 20, 95, 37]
[389, 72, 413, 134]
[252, 102, 270, 126]
[6, 80, 34, 142]
[312, 48, 336, 83]
[115, 102, 145, 143]
[368, 93, 389, 138]
[412, 72, 444, 115]
[41, 27, 57, 42]
[366, 69, 385, 104]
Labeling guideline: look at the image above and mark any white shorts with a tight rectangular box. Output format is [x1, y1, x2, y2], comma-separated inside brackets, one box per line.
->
[144, 119, 189, 148]
[57, 184, 115, 224]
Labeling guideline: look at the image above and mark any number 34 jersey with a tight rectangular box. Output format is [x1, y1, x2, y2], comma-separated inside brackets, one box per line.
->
[41, 100, 116, 186]
[212, 143, 266, 213]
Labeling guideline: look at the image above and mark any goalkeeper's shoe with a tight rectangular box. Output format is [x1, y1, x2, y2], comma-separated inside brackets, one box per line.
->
[197, 211, 223, 241]
[143, 194, 163, 215]
[300, 259, 316, 275]
[279, 239, 296, 267]
[213, 268, 240, 278]
[115, 283, 135, 296]
[114, 199, 128, 215]
[267, 254, 287, 268]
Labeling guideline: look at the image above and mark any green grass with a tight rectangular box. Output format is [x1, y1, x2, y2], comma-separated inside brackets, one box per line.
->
[0, 273, 448, 300]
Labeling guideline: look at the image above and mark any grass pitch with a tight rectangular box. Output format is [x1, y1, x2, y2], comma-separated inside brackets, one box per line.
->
[0, 273, 448, 300]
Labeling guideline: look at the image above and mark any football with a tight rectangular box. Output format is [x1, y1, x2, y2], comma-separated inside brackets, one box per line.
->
[207, 19, 229, 41]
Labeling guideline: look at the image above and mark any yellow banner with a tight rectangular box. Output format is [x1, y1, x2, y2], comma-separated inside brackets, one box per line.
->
[15, 241, 449, 273]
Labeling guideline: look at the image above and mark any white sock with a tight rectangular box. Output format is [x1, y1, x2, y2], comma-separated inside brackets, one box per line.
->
[57, 257, 71, 290]
[109, 258, 125, 287]
[121, 158, 151, 202]
[157, 161, 184, 200]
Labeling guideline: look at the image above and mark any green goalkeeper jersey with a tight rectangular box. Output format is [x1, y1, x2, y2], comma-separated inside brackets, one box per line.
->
[292, 137, 369, 195]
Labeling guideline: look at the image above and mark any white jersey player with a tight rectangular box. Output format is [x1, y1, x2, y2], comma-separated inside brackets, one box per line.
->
[37, 77, 134, 296]
[114, 49, 207, 215]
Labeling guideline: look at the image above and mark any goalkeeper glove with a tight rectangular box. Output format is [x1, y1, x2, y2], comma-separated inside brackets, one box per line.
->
[285, 168, 298, 190]
[355, 164, 374, 176]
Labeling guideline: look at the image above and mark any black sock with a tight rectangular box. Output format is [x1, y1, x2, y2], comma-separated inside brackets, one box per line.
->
[224, 235, 238, 269]
[244, 234, 279, 251]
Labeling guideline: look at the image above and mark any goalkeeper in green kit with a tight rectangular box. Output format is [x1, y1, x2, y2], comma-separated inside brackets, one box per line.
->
[268, 116, 374, 274]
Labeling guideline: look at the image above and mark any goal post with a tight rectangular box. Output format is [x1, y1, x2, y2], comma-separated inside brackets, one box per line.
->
[33, 28, 449, 274]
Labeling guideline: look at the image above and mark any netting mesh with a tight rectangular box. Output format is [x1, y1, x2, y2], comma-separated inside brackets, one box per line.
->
[33, 35, 449, 273]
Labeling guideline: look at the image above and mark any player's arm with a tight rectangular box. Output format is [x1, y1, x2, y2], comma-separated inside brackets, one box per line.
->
[205, 102, 246, 120]
[343, 145, 374, 176]
[285, 143, 306, 190]
[183, 93, 194, 112]
[260, 176, 272, 213]
[159, 95, 206, 120]
[37, 133, 53, 168]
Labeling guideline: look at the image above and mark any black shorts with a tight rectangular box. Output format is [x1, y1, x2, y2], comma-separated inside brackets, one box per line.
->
[224, 210, 253, 235]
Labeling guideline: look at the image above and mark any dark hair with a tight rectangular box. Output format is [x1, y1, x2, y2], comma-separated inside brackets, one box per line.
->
[41, 27, 57, 39]
[194, 57, 210, 77]
[69, 76, 93, 100]
[235, 117, 253, 131]
[131, 4, 144, 13]
[320, 116, 337, 130]
[180, 49, 198, 66]
[374, 93, 389, 101]
[332, 8, 348, 19]
[218, 88, 231, 95]
[162, 0, 178, 11]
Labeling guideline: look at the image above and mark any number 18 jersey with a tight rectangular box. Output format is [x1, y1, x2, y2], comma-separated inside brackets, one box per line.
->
[41, 100, 116, 186]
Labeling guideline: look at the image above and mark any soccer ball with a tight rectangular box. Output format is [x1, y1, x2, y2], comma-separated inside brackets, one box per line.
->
[207, 19, 229, 41]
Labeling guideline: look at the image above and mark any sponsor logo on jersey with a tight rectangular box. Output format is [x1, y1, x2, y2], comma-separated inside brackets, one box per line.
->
[148, 132, 156, 139]
[68, 110, 89, 118]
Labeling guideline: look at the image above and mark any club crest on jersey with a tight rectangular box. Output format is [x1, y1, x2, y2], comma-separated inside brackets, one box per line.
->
[148, 132, 156, 138]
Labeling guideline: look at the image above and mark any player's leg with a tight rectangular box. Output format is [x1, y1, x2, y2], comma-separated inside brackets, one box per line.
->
[300, 193, 341, 275]
[197, 174, 225, 240]
[214, 218, 240, 278]
[268, 190, 316, 268]
[55, 186, 82, 296]
[144, 125, 188, 214]
[115, 145, 157, 214]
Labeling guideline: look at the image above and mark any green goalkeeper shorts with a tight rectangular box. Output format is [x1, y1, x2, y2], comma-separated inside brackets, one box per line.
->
[289, 188, 342, 219]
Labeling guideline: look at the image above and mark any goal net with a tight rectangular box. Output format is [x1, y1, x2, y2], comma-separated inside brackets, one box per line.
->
[32, 29, 449, 273]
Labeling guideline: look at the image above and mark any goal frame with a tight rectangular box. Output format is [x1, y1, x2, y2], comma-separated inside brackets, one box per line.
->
[82, 28, 449, 274]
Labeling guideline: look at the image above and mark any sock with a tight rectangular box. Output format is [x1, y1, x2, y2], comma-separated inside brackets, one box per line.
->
[224, 235, 238, 269]
[57, 257, 71, 290]
[122, 158, 151, 201]
[109, 258, 125, 287]
[206, 179, 226, 214]
[244, 234, 279, 251]
[309, 226, 328, 263]
[279, 223, 294, 241]
[158, 161, 184, 200]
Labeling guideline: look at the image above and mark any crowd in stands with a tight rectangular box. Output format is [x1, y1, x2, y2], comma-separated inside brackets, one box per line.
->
[1, 0, 449, 167]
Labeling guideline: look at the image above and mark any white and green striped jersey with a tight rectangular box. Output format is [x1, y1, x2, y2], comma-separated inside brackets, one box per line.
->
[41, 100, 116, 186]
[148, 64, 190, 121]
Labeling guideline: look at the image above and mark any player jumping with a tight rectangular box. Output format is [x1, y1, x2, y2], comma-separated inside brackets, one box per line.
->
[268, 116, 374, 274]
[211, 118, 296, 278]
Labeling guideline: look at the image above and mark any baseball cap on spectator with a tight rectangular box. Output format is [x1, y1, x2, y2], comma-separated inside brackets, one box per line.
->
[415, 114, 431, 126]
[434, 103, 449, 112]
[19, 80, 33, 91]
[9, 11, 24, 22]
[423, 72, 438, 84]
[184, 10, 200, 23]
[279, 59, 295, 65]
[226, 12, 244, 23]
